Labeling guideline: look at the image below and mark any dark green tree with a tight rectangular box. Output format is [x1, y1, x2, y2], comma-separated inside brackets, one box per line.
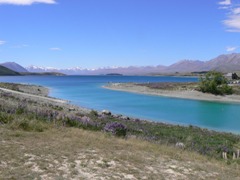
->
[199, 71, 232, 95]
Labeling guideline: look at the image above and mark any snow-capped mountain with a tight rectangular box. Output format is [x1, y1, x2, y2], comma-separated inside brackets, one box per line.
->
[24, 53, 240, 75]
[26, 65, 167, 75]
[26, 65, 59, 72]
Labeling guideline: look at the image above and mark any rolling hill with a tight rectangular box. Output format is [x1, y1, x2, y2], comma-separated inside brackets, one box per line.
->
[0, 65, 20, 76]
[0, 62, 28, 73]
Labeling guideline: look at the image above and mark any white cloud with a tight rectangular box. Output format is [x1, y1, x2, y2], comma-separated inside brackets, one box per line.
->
[219, 0, 231, 5]
[0, 0, 56, 5]
[226, 46, 238, 51]
[50, 47, 61, 51]
[0, 40, 6, 45]
[218, 6, 230, 9]
[223, 15, 240, 32]
[233, 7, 240, 14]
[219, 0, 240, 32]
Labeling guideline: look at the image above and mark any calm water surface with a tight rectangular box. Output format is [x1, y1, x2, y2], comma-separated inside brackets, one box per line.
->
[0, 75, 239, 133]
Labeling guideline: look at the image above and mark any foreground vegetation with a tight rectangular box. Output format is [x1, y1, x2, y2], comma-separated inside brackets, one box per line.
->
[2, 127, 240, 179]
[1, 83, 240, 178]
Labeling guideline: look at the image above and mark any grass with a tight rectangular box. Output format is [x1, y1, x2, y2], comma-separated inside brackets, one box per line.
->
[89, 113, 240, 160]
[0, 82, 49, 96]
[1, 126, 240, 179]
[1, 82, 240, 178]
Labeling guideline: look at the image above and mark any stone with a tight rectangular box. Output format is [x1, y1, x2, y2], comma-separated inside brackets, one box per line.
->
[102, 110, 111, 115]
[175, 142, 185, 149]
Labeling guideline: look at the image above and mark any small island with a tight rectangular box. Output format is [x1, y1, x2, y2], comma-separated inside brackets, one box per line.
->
[105, 73, 123, 76]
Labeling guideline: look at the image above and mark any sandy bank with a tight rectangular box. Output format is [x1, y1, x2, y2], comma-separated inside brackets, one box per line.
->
[104, 83, 240, 104]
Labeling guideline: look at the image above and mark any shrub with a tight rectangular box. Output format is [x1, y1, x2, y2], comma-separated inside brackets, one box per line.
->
[9, 118, 48, 132]
[221, 84, 233, 95]
[0, 113, 13, 124]
[16, 108, 24, 115]
[199, 71, 232, 95]
[104, 122, 127, 137]
[89, 110, 98, 117]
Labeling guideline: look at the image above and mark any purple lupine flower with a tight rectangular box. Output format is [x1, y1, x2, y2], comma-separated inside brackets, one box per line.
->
[104, 122, 127, 137]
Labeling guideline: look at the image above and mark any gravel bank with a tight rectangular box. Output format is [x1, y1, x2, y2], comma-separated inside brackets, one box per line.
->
[104, 83, 240, 104]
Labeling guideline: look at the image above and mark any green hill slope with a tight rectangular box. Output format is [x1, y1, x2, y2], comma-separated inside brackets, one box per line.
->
[0, 65, 20, 76]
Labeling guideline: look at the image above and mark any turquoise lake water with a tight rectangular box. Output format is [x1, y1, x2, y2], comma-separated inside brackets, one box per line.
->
[0, 75, 239, 133]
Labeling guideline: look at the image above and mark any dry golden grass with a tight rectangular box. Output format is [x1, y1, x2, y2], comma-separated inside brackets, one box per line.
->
[1, 126, 240, 179]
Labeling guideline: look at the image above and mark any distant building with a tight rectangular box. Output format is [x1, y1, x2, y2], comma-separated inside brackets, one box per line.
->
[232, 73, 239, 80]
[225, 72, 240, 83]
[225, 73, 233, 80]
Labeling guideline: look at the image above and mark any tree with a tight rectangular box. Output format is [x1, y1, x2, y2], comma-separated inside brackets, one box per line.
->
[199, 71, 232, 95]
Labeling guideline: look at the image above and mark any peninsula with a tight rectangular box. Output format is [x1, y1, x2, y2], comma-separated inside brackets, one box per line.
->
[104, 82, 240, 104]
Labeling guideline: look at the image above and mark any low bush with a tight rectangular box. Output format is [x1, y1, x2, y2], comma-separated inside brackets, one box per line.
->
[104, 122, 127, 137]
[9, 118, 48, 132]
[199, 71, 233, 95]
[0, 113, 13, 124]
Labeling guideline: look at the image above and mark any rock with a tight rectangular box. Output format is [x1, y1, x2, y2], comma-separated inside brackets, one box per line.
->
[102, 110, 111, 115]
[112, 114, 122, 118]
[134, 118, 140, 122]
[175, 142, 185, 149]
[81, 116, 90, 122]
[121, 116, 130, 120]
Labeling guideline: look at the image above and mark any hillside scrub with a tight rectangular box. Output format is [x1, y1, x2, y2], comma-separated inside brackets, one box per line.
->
[199, 71, 233, 95]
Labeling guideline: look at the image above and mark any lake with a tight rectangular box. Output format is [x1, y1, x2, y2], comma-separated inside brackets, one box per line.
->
[0, 75, 239, 133]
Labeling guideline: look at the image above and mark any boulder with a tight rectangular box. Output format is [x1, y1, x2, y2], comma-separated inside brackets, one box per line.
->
[102, 110, 111, 116]
[175, 142, 185, 149]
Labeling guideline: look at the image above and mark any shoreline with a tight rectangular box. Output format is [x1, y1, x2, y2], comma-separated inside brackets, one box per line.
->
[103, 83, 240, 104]
[1, 82, 239, 134]
[0, 87, 67, 104]
[2, 82, 239, 132]
[0, 83, 91, 115]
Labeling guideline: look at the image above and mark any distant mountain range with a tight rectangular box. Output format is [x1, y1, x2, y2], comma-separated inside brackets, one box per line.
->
[26, 65, 167, 75]
[165, 53, 240, 73]
[0, 62, 64, 76]
[1, 53, 240, 75]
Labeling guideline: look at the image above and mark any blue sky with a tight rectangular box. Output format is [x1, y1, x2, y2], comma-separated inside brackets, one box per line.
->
[0, 0, 239, 68]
